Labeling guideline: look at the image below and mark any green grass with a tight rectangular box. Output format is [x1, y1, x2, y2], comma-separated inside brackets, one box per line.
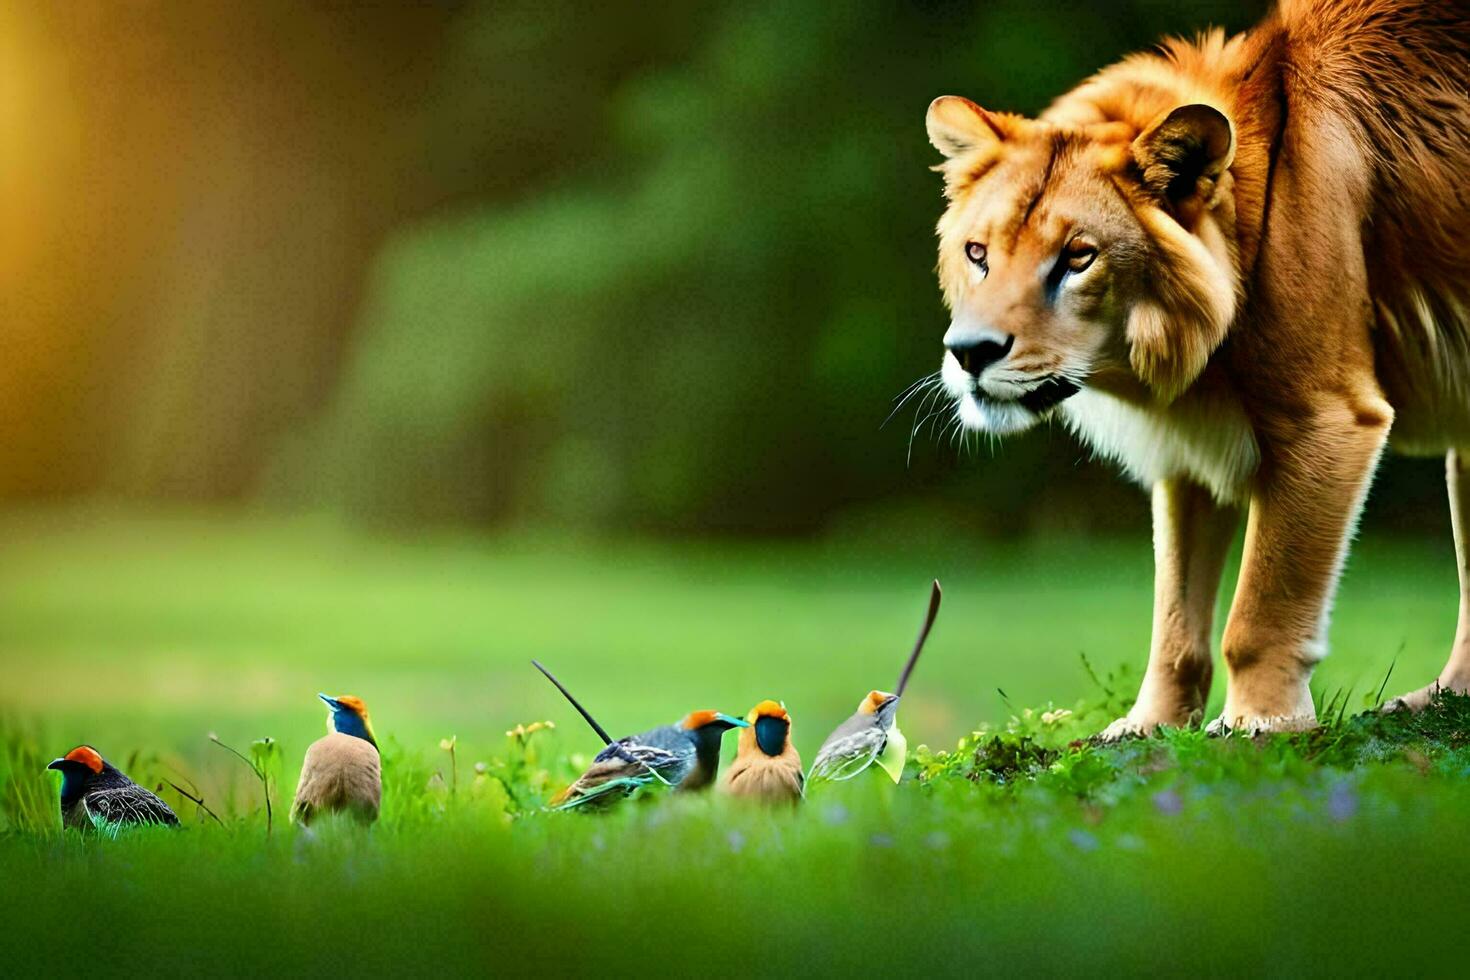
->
[2, 509, 1469, 975]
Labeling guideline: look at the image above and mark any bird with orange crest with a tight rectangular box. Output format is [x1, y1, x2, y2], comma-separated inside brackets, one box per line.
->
[47, 745, 179, 832]
[723, 700, 804, 804]
[807, 581, 941, 787]
[534, 660, 747, 810]
[291, 694, 382, 827]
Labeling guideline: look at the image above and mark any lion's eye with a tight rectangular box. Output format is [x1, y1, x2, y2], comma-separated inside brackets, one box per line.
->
[965, 241, 987, 268]
[1065, 242, 1098, 273]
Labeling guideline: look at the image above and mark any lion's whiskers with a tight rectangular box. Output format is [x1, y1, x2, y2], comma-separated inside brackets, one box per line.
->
[907, 378, 952, 467]
[883, 371, 942, 431]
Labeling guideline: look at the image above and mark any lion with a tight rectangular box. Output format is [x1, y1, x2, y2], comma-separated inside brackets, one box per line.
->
[925, 0, 1469, 736]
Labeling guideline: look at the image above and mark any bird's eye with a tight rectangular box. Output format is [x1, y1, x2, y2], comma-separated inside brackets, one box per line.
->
[965, 241, 987, 267]
[1065, 241, 1098, 273]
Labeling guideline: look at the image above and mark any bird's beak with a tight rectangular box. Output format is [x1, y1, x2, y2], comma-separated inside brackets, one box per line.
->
[872, 695, 901, 724]
[718, 713, 750, 728]
[46, 759, 64, 771]
[318, 693, 340, 710]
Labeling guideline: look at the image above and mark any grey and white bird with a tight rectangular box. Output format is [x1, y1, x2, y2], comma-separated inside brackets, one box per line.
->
[808, 580, 941, 786]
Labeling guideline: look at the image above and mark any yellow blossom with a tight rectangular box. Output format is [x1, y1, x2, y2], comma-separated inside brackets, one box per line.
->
[505, 720, 555, 739]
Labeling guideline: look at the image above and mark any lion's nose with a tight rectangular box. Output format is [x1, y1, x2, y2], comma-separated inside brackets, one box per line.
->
[947, 334, 1014, 375]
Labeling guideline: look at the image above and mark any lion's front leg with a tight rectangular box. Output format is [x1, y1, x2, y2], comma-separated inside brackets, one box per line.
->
[1211, 393, 1393, 734]
[1099, 478, 1237, 741]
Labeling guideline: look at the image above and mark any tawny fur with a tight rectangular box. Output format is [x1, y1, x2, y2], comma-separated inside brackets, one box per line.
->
[928, 0, 1469, 733]
[291, 732, 381, 826]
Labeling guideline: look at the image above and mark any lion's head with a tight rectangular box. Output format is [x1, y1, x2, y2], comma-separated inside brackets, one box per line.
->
[926, 94, 1240, 435]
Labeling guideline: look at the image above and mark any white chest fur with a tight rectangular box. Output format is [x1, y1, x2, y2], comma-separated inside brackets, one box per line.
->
[1059, 386, 1259, 503]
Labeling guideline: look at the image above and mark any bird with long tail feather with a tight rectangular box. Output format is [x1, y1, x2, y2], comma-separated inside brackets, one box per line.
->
[533, 660, 747, 811]
[808, 580, 941, 786]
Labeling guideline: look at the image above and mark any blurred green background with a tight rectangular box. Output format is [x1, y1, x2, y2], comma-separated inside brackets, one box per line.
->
[16, 0, 1444, 538]
[5, 6, 1467, 972]
[0, 0, 1453, 745]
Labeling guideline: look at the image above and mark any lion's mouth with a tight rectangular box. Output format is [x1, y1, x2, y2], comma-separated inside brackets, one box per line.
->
[968, 375, 1080, 415]
[943, 352, 1084, 434]
[1015, 376, 1080, 414]
[954, 376, 1081, 436]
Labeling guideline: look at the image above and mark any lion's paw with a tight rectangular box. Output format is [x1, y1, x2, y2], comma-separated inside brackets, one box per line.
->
[1382, 678, 1470, 714]
[1095, 707, 1200, 743]
[1095, 715, 1156, 743]
[1205, 712, 1317, 737]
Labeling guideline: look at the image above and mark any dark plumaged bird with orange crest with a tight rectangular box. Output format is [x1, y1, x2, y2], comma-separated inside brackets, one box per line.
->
[47, 745, 180, 832]
[534, 660, 748, 810]
[808, 581, 942, 786]
[722, 700, 804, 804]
[291, 694, 382, 827]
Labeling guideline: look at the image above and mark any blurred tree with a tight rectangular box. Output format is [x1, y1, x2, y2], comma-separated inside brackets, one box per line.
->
[1, 0, 703, 500]
[10, 0, 1440, 537]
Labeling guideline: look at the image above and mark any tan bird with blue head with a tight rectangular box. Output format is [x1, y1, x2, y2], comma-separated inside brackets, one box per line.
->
[723, 700, 804, 804]
[291, 694, 381, 827]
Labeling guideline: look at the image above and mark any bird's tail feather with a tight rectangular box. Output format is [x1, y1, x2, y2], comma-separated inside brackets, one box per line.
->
[896, 580, 942, 698]
[553, 775, 651, 811]
[533, 659, 614, 745]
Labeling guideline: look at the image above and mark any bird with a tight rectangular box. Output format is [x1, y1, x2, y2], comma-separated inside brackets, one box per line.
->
[808, 690, 908, 785]
[291, 694, 382, 827]
[723, 700, 804, 804]
[808, 580, 942, 786]
[533, 660, 748, 810]
[47, 745, 179, 832]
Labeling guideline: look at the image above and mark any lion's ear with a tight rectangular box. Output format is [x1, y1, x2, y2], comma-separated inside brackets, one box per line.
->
[1131, 104, 1234, 210]
[926, 96, 1004, 158]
